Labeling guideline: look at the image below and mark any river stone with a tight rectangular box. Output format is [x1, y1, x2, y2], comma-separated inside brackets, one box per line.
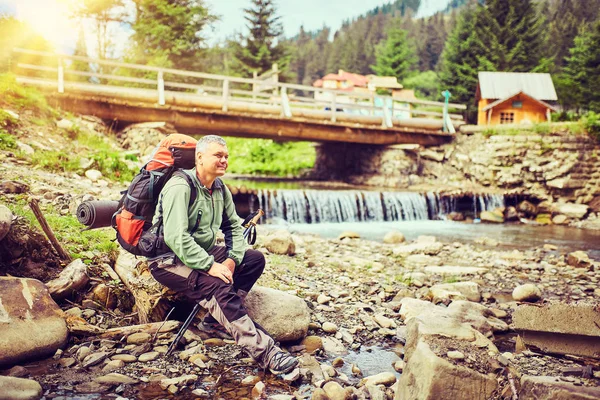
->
[301, 336, 323, 353]
[0, 277, 68, 368]
[0, 204, 13, 241]
[552, 214, 569, 225]
[56, 118, 74, 130]
[567, 251, 591, 269]
[424, 266, 488, 276]
[311, 388, 329, 400]
[45, 259, 89, 300]
[428, 282, 481, 303]
[322, 322, 338, 333]
[360, 371, 397, 387]
[480, 210, 504, 223]
[556, 203, 589, 219]
[512, 284, 542, 302]
[127, 332, 151, 345]
[383, 231, 405, 244]
[323, 381, 350, 400]
[84, 169, 103, 182]
[111, 354, 137, 363]
[245, 286, 309, 342]
[264, 230, 295, 255]
[519, 375, 600, 400]
[517, 200, 537, 217]
[0, 376, 43, 400]
[94, 373, 138, 385]
[396, 340, 497, 400]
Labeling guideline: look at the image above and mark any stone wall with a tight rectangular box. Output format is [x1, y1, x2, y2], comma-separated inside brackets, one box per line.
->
[313, 133, 600, 207]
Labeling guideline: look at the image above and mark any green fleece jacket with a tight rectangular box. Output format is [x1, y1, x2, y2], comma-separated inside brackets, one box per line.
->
[153, 168, 246, 270]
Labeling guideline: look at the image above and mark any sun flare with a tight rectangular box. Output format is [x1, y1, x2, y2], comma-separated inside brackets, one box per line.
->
[13, 0, 78, 50]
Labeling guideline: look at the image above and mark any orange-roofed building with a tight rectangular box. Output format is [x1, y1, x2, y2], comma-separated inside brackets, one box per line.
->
[476, 72, 559, 126]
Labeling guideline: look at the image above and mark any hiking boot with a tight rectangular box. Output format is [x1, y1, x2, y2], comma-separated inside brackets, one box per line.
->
[268, 351, 298, 375]
[197, 317, 233, 340]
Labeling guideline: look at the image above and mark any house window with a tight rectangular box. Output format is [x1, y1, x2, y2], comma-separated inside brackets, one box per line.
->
[512, 101, 523, 108]
[500, 112, 515, 124]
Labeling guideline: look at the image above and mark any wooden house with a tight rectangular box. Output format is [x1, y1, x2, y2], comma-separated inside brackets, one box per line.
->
[476, 72, 559, 126]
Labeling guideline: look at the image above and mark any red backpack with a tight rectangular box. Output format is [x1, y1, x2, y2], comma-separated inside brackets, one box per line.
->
[112, 134, 198, 257]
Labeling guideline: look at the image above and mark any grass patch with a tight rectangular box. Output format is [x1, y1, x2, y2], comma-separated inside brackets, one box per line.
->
[0, 129, 17, 150]
[226, 137, 316, 176]
[3, 195, 119, 259]
[0, 73, 57, 117]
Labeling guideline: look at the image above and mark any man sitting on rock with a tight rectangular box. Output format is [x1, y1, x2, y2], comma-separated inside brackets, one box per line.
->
[148, 134, 298, 376]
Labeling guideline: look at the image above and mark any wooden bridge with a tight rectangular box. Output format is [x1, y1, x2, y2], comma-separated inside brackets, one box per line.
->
[12, 48, 466, 146]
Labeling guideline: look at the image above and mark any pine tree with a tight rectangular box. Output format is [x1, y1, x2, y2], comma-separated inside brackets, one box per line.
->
[438, 1, 484, 119]
[559, 22, 600, 112]
[128, 0, 216, 70]
[231, 0, 289, 77]
[371, 24, 416, 82]
[71, 24, 92, 82]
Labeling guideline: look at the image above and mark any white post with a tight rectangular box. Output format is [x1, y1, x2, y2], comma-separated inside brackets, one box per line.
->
[331, 93, 337, 122]
[382, 98, 393, 128]
[157, 70, 165, 106]
[281, 87, 292, 118]
[58, 57, 64, 93]
[222, 79, 229, 112]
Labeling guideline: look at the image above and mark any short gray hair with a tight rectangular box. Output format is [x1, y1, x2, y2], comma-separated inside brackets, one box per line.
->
[196, 135, 227, 156]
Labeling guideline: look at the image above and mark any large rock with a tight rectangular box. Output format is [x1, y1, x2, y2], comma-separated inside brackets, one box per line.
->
[519, 375, 600, 400]
[480, 210, 504, 223]
[0, 204, 12, 241]
[383, 231, 405, 244]
[566, 251, 592, 269]
[264, 231, 296, 255]
[0, 376, 43, 400]
[45, 259, 89, 300]
[0, 277, 68, 367]
[556, 203, 588, 219]
[396, 339, 497, 400]
[245, 286, 309, 342]
[512, 284, 542, 302]
[428, 282, 481, 304]
[512, 302, 600, 358]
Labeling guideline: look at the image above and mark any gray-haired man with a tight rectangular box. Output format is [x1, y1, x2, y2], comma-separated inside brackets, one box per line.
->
[149, 135, 298, 375]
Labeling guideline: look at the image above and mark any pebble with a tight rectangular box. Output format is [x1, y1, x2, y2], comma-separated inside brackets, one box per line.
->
[112, 354, 137, 363]
[241, 375, 260, 386]
[322, 322, 338, 333]
[127, 332, 151, 345]
[447, 350, 465, 360]
[393, 360, 405, 372]
[512, 284, 542, 302]
[317, 294, 331, 304]
[252, 381, 265, 398]
[138, 352, 159, 362]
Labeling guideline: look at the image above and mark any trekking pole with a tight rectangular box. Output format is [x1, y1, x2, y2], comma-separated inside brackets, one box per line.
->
[165, 303, 202, 357]
[243, 209, 264, 244]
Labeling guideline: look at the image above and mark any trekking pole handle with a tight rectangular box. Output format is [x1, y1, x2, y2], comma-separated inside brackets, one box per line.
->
[247, 209, 264, 227]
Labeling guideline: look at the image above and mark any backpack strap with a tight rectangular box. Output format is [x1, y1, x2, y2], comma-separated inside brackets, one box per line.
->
[172, 170, 198, 206]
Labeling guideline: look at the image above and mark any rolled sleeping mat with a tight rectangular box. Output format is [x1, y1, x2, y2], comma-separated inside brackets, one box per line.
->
[76, 200, 120, 229]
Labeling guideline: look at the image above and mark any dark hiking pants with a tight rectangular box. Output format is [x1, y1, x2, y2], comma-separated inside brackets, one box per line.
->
[149, 247, 279, 368]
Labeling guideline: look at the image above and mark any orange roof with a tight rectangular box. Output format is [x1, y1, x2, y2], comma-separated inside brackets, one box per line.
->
[314, 69, 368, 88]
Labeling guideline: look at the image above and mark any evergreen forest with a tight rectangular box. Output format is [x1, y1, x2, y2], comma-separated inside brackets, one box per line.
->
[2, 0, 600, 120]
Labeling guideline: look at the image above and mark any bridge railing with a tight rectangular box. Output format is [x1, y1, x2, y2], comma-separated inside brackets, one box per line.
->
[12, 48, 466, 131]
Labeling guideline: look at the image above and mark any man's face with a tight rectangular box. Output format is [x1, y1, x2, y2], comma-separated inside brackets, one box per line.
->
[198, 142, 229, 177]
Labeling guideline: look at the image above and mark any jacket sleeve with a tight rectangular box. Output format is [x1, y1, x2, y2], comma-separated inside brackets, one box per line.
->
[160, 180, 214, 271]
[220, 185, 246, 266]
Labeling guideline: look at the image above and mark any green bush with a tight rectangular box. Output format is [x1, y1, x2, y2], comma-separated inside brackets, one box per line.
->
[583, 111, 600, 140]
[226, 137, 315, 176]
[0, 73, 56, 117]
[0, 129, 16, 150]
[0, 109, 17, 128]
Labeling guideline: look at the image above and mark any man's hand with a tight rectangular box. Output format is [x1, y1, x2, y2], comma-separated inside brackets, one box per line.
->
[208, 262, 234, 284]
[223, 258, 236, 275]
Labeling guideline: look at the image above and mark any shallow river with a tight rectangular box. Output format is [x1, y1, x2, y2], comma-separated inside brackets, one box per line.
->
[267, 220, 600, 260]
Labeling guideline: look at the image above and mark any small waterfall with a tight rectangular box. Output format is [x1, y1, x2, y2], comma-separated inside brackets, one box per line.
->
[256, 189, 506, 224]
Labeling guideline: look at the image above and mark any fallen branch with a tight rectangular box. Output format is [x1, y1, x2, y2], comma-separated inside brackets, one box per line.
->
[97, 320, 180, 340]
[28, 197, 72, 262]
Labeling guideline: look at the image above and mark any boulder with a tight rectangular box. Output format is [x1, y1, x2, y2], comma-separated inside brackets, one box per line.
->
[517, 200, 537, 218]
[264, 230, 296, 255]
[245, 286, 309, 342]
[0, 277, 68, 367]
[45, 259, 89, 300]
[428, 282, 481, 304]
[519, 375, 600, 400]
[0, 204, 12, 241]
[383, 231, 405, 244]
[480, 210, 504, 223]
[446, 212, 465, 221]
[556, 203, 588, 219]
[552, 214, 568, 225]
[512, 284, 542, 302]
[589, 196, 600, 213]
[396, 340, 497, 400]
[504, 206, 519, 221]
[0, 376, 43, 400]
[512, 302, 600, 358]
[566, 251, 592, 269]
